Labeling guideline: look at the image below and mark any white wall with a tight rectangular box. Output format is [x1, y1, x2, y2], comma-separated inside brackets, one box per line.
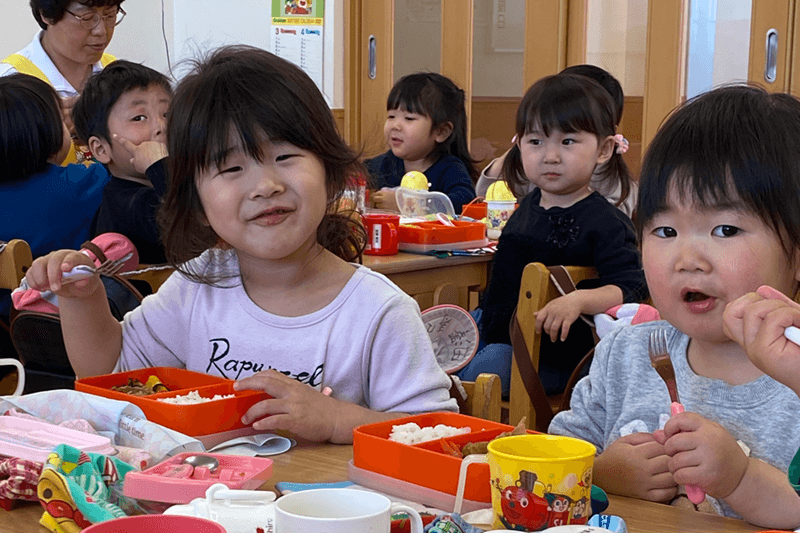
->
[0, 0, 343, 107]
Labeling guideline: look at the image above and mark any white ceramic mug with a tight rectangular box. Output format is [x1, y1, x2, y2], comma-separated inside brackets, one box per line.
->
[274, 488, 423, 533]
[0, 359, 24, 397]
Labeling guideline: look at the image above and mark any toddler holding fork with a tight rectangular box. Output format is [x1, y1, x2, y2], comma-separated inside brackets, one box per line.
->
[548, 84, 800, 529]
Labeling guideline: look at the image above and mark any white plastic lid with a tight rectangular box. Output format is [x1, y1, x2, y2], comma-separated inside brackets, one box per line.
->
[0, 416, 114, 462]
[395, 188, 455, 217]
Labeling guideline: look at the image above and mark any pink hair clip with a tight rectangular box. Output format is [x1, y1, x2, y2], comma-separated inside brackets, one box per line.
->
[614, 134, 629, 155]
[511, 134, 518, 144]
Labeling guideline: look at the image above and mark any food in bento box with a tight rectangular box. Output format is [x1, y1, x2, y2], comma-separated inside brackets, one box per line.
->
[388, 422, 471, 445]
[441, 417, 528, 457]
[157, 390, 236, 405]
[111, 375, 170, 396]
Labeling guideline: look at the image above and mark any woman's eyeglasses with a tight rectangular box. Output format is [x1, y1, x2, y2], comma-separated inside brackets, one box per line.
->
[64, 7, 126, 30]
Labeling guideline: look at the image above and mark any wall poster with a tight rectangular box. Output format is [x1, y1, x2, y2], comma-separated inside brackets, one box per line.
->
[271, 0, 325, 91]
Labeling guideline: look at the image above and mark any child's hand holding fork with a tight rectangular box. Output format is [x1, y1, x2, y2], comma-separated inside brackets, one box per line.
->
[26, 250, 104, 298]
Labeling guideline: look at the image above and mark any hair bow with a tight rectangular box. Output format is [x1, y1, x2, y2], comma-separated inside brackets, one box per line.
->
[613, 134, 629, 155]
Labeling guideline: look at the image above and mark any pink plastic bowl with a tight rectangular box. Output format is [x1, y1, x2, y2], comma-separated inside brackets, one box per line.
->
[82, 515, 226, 532]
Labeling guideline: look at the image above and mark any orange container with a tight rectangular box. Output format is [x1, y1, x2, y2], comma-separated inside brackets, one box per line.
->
[461, 201, 487, 220]
[75, 367, 270, 437]
[353, 412, 521, 503]
[398, 220, 485, 246]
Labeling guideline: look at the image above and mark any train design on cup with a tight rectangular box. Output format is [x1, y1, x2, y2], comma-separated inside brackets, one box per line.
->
[493, 467, 592, 531]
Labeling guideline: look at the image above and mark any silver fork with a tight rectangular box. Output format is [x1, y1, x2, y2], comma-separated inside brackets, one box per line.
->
[61, 252, 133, 285]
[648, 328, 680, 404]
[648, 327, 707, 504]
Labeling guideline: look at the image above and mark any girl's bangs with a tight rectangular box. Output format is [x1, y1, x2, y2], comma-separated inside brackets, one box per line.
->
[642, 125, 782, 218]
[187, 75, 314, 174]
[524, 89, 599, 137]
[386, 80, 429, 116]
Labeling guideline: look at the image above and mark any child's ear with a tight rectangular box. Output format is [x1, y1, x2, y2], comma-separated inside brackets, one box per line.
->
[88, 136, 112, 165]
[596, 134, 616, 165]
[434, 122, 454, 143]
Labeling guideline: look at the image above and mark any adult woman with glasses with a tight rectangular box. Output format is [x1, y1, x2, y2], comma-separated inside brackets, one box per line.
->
[1, 0, 126, 164]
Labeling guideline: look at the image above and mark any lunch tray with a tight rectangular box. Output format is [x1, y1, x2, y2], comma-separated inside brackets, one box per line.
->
[75, 367, 270, 437]
[352, 412, 527, 505]
[398, 220, 486, 246]
[123, 452, 273, 504]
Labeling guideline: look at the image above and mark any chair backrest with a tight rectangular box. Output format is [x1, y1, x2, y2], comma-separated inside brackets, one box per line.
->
[460, 372, 502, 422]
[0, 239, 32, 290]
[126, 264, 174, 293]
[9, 312, 76, 392]
[509, 263, 598, 431]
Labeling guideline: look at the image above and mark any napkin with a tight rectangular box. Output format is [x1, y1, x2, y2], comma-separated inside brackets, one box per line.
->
[207, 434, 295, 456]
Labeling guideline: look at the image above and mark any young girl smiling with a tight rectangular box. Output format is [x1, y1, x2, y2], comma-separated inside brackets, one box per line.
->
[367, 72, 477, 213]
[26, 46, 457, 444]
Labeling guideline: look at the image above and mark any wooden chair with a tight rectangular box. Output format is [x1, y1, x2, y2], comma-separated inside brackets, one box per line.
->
[0, 239, 32, 290]
[126, 264, 174, 293]
[508, 263, 598, 431]
[459, 372, 502, 422]
[0, 239, 32, 395]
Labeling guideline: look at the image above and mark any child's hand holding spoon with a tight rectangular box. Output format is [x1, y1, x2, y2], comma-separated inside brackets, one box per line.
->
[723, 285, 800, 397]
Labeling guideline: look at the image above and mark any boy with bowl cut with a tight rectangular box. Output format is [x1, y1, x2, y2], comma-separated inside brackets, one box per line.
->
[72, 60, 171, 264]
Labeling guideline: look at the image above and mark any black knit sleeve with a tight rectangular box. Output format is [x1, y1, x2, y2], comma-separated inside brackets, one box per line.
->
[588, 205, 648, 303]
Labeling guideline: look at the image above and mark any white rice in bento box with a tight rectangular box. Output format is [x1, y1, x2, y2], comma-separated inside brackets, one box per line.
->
[157, 390, 235, 405]
[388, 422, 471, 444]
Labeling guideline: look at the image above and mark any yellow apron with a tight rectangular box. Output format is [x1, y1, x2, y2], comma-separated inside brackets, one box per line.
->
[1, 52, 116, 166]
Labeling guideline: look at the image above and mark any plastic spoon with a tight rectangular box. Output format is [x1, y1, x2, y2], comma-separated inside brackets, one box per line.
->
[785, 326, 800, 345]
[436, 213, 456, 227]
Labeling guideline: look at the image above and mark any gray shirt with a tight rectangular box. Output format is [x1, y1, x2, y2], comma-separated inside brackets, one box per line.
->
[549, 320, 800, 518]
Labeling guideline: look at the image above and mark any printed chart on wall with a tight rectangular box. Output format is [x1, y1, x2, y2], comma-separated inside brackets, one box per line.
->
[271, 0, 324, 91]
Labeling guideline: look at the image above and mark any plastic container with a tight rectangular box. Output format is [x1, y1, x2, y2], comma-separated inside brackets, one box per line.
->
[399, 220, 486, 246]
[461, 199, 488, 220]
[395, 188, 455, 217]
[75, 367, 270, 437]
[398, 238, 490, 253]
[352, 412, 526, 504]
[347, 460, 489, 514]
[0, 417, 114, 462]
[164, 482, 277, 533]
[123, 452, 273, 504]
[82, 515, 226, 533]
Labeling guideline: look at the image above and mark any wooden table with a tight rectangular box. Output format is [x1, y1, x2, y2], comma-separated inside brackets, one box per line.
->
[1, 442, 765, 533]
[128, 253, 493, 312]
[363, 252, 492, 311]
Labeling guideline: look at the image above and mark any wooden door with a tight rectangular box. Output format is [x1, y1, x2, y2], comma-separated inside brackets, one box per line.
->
[345, 0, 474, 156]
[642, 0, 797, 150]
[345, 0, 571, 154]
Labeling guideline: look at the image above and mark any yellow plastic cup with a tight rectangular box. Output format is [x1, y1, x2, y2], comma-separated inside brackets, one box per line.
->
[487, 434, 596, 531]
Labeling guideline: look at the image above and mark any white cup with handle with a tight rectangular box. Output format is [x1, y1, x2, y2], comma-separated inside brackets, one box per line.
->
[0, 359, 24, 397]
[274, 488, 423, 533]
